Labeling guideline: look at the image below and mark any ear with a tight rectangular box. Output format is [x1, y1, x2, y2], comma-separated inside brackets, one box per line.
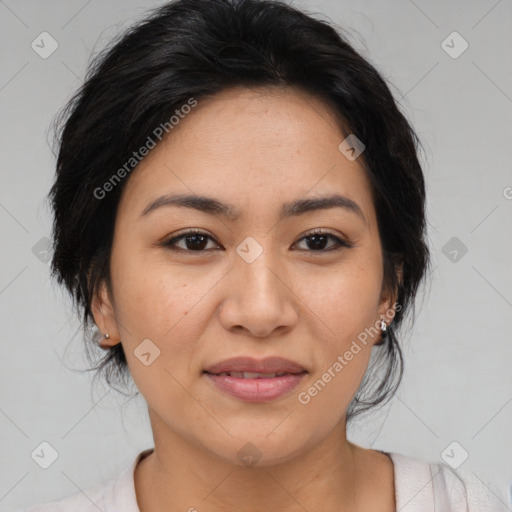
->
[377, 258, 403, 330]
[91, 279, 121, 351]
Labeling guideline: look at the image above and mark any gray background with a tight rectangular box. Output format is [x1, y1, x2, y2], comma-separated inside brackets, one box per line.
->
[1, 0, 511, 510]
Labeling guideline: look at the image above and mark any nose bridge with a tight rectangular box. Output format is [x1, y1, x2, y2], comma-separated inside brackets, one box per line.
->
[220, 235, 297, 336]
[235, 235, 285, 306]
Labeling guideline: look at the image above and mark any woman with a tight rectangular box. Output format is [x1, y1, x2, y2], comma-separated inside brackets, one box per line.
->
[22, 0, 503, 510]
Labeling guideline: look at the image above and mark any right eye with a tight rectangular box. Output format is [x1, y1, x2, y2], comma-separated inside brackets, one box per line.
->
[162, 230, 222, 252]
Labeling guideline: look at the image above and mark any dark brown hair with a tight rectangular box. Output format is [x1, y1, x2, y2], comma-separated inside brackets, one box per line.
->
[49, 0, 431, 423]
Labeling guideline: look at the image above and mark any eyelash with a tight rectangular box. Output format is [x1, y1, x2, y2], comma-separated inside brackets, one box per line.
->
[162, 229, 352, 254]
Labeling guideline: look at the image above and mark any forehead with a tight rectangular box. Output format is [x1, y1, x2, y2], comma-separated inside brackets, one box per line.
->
[118, 86, 375, 227]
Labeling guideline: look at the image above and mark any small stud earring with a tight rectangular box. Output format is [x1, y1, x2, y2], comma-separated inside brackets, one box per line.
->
[380, 319, 388, 340]
[104, 332, 110, 339]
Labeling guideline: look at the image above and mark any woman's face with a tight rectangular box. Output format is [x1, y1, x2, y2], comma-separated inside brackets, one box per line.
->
[93, 86, 397, 466]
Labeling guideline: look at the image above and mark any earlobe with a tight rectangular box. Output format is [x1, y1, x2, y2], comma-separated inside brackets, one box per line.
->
[377, 265, 402, 340]
[375, 293, 396, 347]
[378, 286, 399, 327]
[98, 331, 120, 350]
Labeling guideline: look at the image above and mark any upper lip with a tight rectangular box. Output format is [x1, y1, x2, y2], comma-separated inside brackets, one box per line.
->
[204, 356, 307, 375]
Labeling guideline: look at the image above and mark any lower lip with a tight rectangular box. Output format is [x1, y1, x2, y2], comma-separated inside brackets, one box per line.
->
[203, 372, 307, 402]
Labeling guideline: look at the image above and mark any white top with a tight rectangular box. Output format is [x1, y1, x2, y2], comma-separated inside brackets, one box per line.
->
[20, 448, 507, 512]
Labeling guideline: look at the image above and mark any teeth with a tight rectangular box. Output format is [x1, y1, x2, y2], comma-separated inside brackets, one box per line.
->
[216, 371, 289, 378]
[244, 372, 276, 379]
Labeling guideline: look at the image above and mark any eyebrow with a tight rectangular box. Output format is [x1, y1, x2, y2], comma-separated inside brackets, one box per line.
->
[139, 192, 366, 223]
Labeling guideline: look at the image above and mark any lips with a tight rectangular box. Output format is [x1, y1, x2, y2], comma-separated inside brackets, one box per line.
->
[211, 371, 290, 379]
[203, 357, 308, 402]
[203, 356, 307, 376]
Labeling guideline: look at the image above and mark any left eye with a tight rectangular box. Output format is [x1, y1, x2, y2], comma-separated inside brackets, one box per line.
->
[294, 230, 350, 252]
[163, 230, 350, 253]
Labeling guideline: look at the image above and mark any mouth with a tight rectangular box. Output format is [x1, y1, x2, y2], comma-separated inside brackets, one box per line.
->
[203, 355, 308, 376]
[202, 356, 308, 402]
[203, 370, 306, 379]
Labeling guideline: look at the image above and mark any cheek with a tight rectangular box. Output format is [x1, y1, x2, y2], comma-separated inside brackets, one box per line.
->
[292, 254, 383, 409]
[297, 257, 383, 342]
[110, 254, 223, 386]
[112, 268, 201, 400]
[111, 247, 203, 335]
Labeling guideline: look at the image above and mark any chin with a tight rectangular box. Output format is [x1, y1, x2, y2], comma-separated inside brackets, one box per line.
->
[202, 428, 314, 469]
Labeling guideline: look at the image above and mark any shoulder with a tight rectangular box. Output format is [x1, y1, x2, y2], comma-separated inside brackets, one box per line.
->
[19, 479, 114, 512]
[18, 449, 153, 512]
[19, 473, 120, 512]
[388, 451, 509, 512]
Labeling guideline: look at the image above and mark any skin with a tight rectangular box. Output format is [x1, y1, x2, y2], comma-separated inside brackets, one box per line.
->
[92, 85, 399, 512]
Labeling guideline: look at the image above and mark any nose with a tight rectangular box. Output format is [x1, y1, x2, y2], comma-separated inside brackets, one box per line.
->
[218, 246, 299, 338]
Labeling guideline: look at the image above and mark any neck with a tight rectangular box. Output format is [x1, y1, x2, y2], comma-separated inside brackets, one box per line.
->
[134, 409, 383, 512]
